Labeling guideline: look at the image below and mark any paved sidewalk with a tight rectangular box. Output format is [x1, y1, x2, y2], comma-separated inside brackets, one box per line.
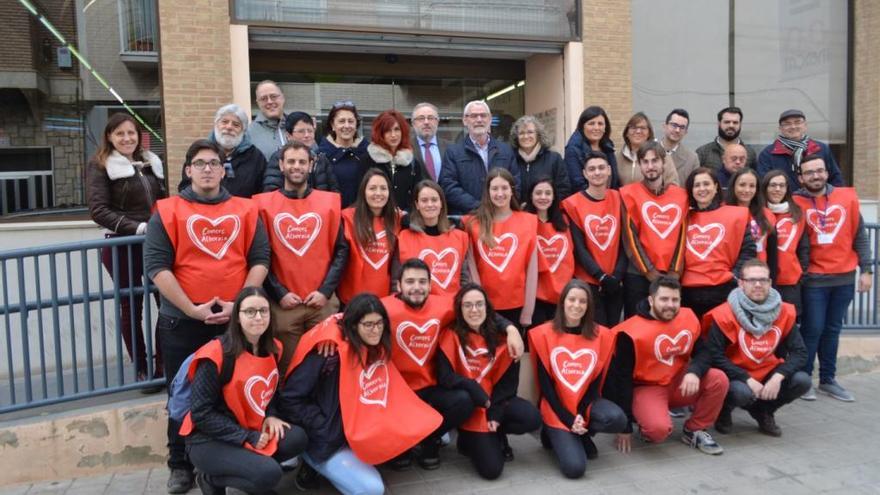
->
[4, 372, 880, 495]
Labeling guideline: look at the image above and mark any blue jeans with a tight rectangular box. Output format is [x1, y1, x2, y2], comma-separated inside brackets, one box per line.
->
[304, 448, 384, 495]
[800, 283, 854, 382]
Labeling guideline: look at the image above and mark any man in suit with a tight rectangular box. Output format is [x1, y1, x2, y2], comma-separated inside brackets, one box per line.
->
[411, 102, 448, 182]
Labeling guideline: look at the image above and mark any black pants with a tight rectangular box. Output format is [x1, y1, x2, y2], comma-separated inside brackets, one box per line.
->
[456, 397, 541, 480]
[623, 274, 651, 318]
[776, 283, 802, 318]
[724, 371, 812, 414]
[158, 314, 226, 470]
[187, 425, 308, 493]
[681, 281, 736, 320]
[588, 284, 624, 327]
[417, 386, 474, 441]
[531, 300, 556, 328]
[543, 399, 627, 479]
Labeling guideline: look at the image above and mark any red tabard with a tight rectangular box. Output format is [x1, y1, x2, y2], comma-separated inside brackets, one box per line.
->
[561, 190, 623, 285]
[774, 212, 806, 285]
[703, 302, 796, 381]
[397, 228, 470, 297]
[156, 196, 258, 303]
[288, 315, 442, 465]
[253, 190, 341, 298]
[751, 208, 777, 263]
[793, 188, 861, 274]
[536, 221, 575, 304]
[438, 330, 513, 432]
[381, 294, 455, 391]
[337, 208, 400, 304]
[615, 308, 701, 386]
[179, 339, 282, 456]
[619, 182, 688, 273]
[681, 205, 750, 287]
[527, 322, 615, 430]
[465, 211, 538, 310]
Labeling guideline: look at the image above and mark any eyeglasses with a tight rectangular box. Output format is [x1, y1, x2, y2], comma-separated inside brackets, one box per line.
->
[742, 278, 771, 285]
[517, 130, 537, 136]
[462, 301, 486, 311]
[801, 169, 827, 177]
[190, 159, 223, 170]
[333, 100, 355, 109]
[465, 113, 490, 120]
[413, 115, 439, 123]
[257, 93, 282, 103]
[359, 319, 384, 330]
[667, 122, 688, 131]
[780, 119, 805, 129]
[240, 308, 270, 319]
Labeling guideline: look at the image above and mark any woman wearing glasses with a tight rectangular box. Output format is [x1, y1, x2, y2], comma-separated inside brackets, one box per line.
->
[181, 287, 308, 494]
[564, 106, 618, 191]
[512, 115, 571, 201]
[615, 112, 678, 187]
[262, 111, 338, 193]
[761, 169, 809, 314]
[363, 109, 426, 211]
[318, 101, 370, 208]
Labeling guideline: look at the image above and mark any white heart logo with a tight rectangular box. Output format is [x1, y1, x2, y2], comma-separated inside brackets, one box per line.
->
[244, 368, 279, 418]
[641, 202, 682, 240]
[686, 223, 725, 260]
[537, 234, 568, 273]
[477, 233, 518, 273]
[458, 345, 494, 383]
[359, 230, 389, 270]
[273, 212, 322, 256]
[186, 214, 241, 260]
[550, 347, 597, 394]
[584, 214, 617, 251]
[395, 319, 441, 366]
[654, 329, 693, 366]
[805, 205, 846, 240]
[738, 327, 782, 364]
[776, 217, 799, 252]
[359, 360, 389, 408]
[419, 248, 459, 290]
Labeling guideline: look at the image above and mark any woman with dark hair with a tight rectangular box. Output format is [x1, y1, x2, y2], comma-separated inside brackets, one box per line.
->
[395, 180, 471, 296]
[87, 113, 167, 386]
[564, 106, 619, 190]
[337, 169, 401, 306]
[681, 167, 756, 318]
[465, 168, 538, 328]
[181, 287, 308, 494]
[615, 112, 678, 186]
[726, 168, 778, 277]
[281, 293, 442, 495]
[262, 111, 338, 192]
[528, 280, 626, 479]
[318, 101, 370, 207]
[363, 109, 426, 211]
[761, 169, 810, 314]
[437, 284, 541, 480]
[524, 177, 574, 326]
[511, 115, 571, 201]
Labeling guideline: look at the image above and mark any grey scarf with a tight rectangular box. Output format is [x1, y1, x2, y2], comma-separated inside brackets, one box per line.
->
[727, 287, 781, 337]
[777, 134, 811, 174]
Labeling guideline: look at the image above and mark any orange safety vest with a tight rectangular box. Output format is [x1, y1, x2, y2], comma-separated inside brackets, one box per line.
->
[397, 228, 470, 297]
[619, 182, 688, 273]
[615, 308, 701, 386]
[774, 211, 806, 285]
[536, 221, 576, 304]
[561, 190, 623, 285]
[793, 187, 861, 274]
[681, 205, 749, 287]
[337, 208, 400, 304]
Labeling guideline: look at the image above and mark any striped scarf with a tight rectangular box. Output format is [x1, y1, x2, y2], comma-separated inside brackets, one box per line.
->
[777, 134, 811, 174]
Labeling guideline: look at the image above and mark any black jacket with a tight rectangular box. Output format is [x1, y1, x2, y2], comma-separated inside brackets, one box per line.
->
[706, 317, 807, 383]
[262, 148, 339, 193]
[515, 146, 572, 201]
[362, 144, 427, 212]
[439, 136, 521, 215]
[178, 141, 267, 198]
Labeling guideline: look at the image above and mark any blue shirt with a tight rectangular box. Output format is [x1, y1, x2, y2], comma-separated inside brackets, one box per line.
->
[416, 136, 443, 178]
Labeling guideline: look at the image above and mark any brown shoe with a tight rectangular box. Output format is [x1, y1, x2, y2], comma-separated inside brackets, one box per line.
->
[747, 407, 782, 437]
[714, 408, 733, 435]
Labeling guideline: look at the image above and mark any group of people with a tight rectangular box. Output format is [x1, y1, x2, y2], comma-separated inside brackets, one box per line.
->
[83, 80, 873, 495]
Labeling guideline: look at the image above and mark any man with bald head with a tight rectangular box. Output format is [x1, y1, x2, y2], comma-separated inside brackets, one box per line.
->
[717, 143, 749, 191]
[696, 107, 757, 170]
[249, 80, 288, 160]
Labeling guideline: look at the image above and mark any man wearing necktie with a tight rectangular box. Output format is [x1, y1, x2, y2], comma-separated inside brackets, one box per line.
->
[411, 102, 449, 182]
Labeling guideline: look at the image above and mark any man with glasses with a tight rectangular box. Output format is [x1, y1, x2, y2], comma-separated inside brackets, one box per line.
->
[790, 155, 872, 402]
[439, 100, 520, 214]
[249, 80, 288, 160]
[704, 259, 810, 437]
[262, 111, 339, 193]
[145, 139, 270, 493]
[411, 102, 450, 182]
[660, 109, 700, 184]
[757, 109, 844, 190]
[696, 106, 757, 171]
[716, 143, 749, 191]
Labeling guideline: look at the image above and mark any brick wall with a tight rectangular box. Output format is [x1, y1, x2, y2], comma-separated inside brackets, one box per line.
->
[581, 0, 632, 139]
[853, 0, 880, 200]
[158, 0, 234, 184]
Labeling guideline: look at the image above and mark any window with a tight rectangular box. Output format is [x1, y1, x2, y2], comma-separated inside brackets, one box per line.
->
[119, 0, 158, 54]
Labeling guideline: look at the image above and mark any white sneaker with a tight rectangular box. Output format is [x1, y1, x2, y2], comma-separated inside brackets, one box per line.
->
[800, 386, 817, 401]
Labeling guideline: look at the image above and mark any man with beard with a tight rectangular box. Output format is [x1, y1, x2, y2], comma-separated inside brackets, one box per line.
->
[696, 107, 757, 170]
[604, 277, 728, 455]
[758, 109, 844, 191]
[262, 111, 338, 193]
[791, 156, 872, 402]
[381, 258, 524, 469]
[253, 141, 347, 373]
[249, 80, 288, 160]
[705, 259, 811, 437]
[179, 104, 268, 198]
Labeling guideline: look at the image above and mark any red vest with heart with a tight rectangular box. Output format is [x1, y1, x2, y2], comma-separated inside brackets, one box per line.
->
[619, 182, 688, 273]
[536, 221, 575, 304]
[288, 314, 442, 464]
[793, 188, 860, 274]
[397, 228, 469, 297]
[465, 211, 538, 310]
[253, 190, 341, 298]
[561, 190, 622, 285]
[528, 321, 615, 430]
[381, 294, 455, 391]
[615, 308, 700, 386]
[156, 196, 258, 303]
[681, 205, 750, 287]
[774, 211, 806, 285]
[438, 329, 513, 432]
[750, 208, 776, 263]
[337, 208, 400, 304]
[179, 338, 282, 456]
[703, 302, 795, 381]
